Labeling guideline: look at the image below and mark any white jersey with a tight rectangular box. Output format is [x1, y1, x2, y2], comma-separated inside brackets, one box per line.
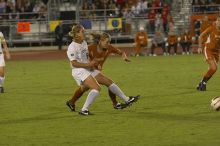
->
[0, 32, 5, 53]
[67, 40, 89, 68]
[67, 40, 92, 85]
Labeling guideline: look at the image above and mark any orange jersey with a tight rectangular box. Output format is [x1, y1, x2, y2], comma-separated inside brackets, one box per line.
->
[200, 21, 212, 43]
[167, 34, 177, 45]
[135, 31, 148, 46]
[200, 21, 212, 33]
[88, 44, 122, 69]
[204, 25, 220, 51]
[203, 25, 220, 62]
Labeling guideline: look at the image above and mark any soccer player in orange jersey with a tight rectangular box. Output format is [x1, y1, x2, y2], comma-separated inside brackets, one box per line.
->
[66, 32, 140, 111]
[179, 30, 193, 55]
[167, 30, 178, 55]
[196, 17, 220, 91]
[134, 27, 148, 56]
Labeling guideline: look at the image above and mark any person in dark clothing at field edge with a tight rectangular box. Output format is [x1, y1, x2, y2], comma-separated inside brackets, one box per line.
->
[55, 21, 64, 50]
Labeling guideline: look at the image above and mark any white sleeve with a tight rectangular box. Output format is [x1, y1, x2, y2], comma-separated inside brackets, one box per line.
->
[0, 32, 5, 42]
[0, 32, 3, 37]
[67, 45, 78, 61]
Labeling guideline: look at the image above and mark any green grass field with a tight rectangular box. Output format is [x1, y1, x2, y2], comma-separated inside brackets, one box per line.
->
[0, 54, 220, 146]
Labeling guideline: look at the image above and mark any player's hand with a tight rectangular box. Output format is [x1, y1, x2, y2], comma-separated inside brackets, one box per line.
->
[197, 47, 202, 54]
[124, 58, 131, 62]
[97, 64, 102, 70]
[122, 52, 131, 62]
[89, 60, 98, 69]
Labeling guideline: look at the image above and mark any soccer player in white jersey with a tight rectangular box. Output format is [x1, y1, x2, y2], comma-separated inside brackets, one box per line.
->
[67, 24, 100, 115]
[0, 31, 10, 93]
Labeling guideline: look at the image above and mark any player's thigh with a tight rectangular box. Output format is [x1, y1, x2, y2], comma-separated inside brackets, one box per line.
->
[205, 50, 218, 70]
[0, 54, 5, 77]
[95, 73, 113, 87]
[80, 84, 89, 92]
[0, 66, 5, 76]
[83, 75, 101, 91]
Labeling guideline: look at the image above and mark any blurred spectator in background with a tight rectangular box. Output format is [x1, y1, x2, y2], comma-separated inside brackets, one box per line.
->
[155, 13, 163, 32]
[32, 0, 47, 19]
[167, 30, 178, 55]
[162, 2, 170, 15]
[82, 1, 90, 18]
[134, 26, 148, 56]
[194, 19, 201, 42]
[179, 30, 193, 55]
[167, 15, 174, 33]
[151, 30, 167, 56]
[116, 0, 126, 9]
[123, 8, 133, 34]
[107, 0, 116, 16]
[161, 8, 169, 33]
[148, 9, 156, 34]
[5, 0, 15, 19]
[0, 0, 6, 15]
[55, 21, 64, 50]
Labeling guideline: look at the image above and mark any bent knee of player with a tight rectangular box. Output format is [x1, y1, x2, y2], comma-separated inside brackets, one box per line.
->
[94, 85, 101, 91]
[102, 78, 113, 87]
[210, 65, 217, 72]
[81, 85, 89, 92]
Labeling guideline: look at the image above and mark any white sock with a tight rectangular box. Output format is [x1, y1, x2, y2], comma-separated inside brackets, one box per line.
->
[82, 89, 99, 111]
[0, 76, 5, 87]
[108, 83, 129, 102]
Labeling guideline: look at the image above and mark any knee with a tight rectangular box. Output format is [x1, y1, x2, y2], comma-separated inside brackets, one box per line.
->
[106, 79, 114, 87]
[210, 65, 217, 72]
[94, 85, 101, 92]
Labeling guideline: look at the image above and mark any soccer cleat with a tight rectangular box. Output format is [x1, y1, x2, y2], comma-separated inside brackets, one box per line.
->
[114, 102, 127, 109]
[66, 101, 75, 111]
[126, 95, 140, 106]
[196, 82, 206, 91]
[79, 110, 92, 116]
[0, 87, 4, 93]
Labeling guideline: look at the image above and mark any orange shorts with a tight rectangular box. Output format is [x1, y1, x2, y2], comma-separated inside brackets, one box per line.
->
[204, 47, 219, 62]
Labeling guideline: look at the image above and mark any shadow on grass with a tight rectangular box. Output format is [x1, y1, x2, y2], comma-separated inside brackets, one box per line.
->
[0, 112, 73, 125]
[132, 110, 220, 123]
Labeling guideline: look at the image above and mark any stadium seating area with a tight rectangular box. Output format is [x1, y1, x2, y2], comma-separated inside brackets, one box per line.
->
[0, 0, 220, 47]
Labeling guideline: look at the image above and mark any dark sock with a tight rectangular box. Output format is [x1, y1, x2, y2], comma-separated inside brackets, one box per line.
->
[108, 89, 118, 106]
[201, 76, 211, 84]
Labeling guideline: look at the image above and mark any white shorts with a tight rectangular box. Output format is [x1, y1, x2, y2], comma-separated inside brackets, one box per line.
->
[91, 69, 101, 77]
[0, 53, 5, 67]
[72, 68, 92, 86]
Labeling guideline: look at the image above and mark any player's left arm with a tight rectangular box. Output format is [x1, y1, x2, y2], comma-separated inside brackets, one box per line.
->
[110, 45, 130, 62]
[0, 33, 10, 60]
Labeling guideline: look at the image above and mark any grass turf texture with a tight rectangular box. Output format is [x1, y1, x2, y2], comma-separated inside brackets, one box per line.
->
[0, 55, 220, 146]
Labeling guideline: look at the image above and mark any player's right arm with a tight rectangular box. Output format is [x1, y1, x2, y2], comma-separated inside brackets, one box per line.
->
[67, 45, 97, 69]
[198, 26, 212, 53]
[71, 60, 97, 69]
[0, 32, 10, 59]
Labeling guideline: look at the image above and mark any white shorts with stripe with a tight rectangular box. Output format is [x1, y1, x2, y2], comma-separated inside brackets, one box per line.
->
[72, 68, 93, 86]
[91, 69, 101, 77]
[0, 53, 5, 67]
